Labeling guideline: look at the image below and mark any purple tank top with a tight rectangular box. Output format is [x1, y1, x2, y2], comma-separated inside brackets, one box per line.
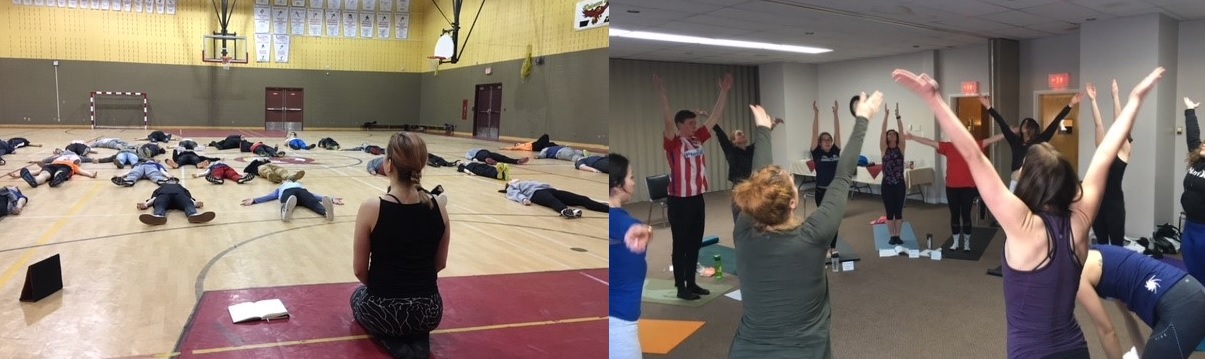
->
[882, 147, 904, 185]
[1001, 212, 1087, 359]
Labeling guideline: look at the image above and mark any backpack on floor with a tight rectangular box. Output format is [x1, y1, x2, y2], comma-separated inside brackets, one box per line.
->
[318, 137, 340, 150]
[1153, 223, 1181, 254]
[428, 154, 455, 167]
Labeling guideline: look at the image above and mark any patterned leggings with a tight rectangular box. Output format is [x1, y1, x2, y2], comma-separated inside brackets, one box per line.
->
[350, 286, 443, 337]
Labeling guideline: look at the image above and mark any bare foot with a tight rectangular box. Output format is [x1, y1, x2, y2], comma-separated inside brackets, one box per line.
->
[165, 159, 178, 169]
[518, 157, 530, 164]
[332, 198, 345, 205]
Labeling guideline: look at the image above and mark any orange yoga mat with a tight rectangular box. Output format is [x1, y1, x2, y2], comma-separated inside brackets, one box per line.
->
[638, 319, 706, 354]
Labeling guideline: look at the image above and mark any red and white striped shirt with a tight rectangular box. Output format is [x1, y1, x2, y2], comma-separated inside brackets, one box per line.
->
[664, 127, 711, 197]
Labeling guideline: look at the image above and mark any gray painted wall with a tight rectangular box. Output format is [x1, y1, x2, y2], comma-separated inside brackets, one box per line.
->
[417, 48, 608, 145]
[1080, 13, 1178, 236]
[1019, 33, 1080, 124]
[608, 58, 759, 203]
[0, 58, 421, 128]
[1177, 19, 1205, 223]
[760, 62, 818, 171]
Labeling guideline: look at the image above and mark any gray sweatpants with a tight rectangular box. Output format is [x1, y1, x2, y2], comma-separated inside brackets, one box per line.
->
[123, 164, 169, 183]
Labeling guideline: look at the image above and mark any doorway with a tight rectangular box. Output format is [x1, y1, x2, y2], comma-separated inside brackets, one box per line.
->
[945, 95, 993, 160]
[1035, 92, 1080, 171]
[473, 83, 502, 140]
[265, 88, 304, 131]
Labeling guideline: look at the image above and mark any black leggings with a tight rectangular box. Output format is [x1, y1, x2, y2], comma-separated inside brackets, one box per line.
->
[458, 163, 498, 179]
[1040, 347, 1089, 359]
[668, 195, 705, 289]
[881, 183, 905, 220]
[8, 137, 30, 149]
[281, 188, 326, 216]
[474, 150, 520, 164]
[815, 187, 839, 249]
[211, 136, 242, 150]
[530, 189, 608, 213]
[65, 143, 89, 156]
[152, 193, 197, 216]
[148, 131, 171, 142]
[947, 187, 977, 236]
[1092, 200, 1126, 246]
[174, 151, 218, 167]
[531, 134, 557, 152]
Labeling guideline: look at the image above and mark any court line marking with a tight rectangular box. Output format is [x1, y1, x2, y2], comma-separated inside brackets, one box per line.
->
[0, 181, 104, 290]
[185, 316, 607, 355]
[580, 271, 609, 286]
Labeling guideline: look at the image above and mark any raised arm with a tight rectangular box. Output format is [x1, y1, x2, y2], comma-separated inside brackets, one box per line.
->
[1186, 97, 1202, 151]
[880, 104, 890, 154]
[1075, 68, 1163, 233]
[903, 131, 939, 149]
[1112, 80, 1122, 121]
[801, 92, 880, 242]
[1038, 94, 1079, 142]
[983, 95, 1020, 146]
[983, 132, 1007, 146]
[1111, 80, 1133, 159]
[1087, 83, 1106, 146]
[1077, 280, 1123, 359]
[895, 103, 906, 153]
[654, 74, 675, 140]
[749, 106, 774, 171]
[895, 70, 1031, 236]
[701, 73, 733, 130]
[713, 124, 734, 156]
[832, 100, 842, 148]
[810, 101, 820, 151]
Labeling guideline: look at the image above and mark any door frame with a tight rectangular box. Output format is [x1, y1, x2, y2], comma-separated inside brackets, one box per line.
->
[1033, 89, 1081, 171]
[265, 87, 304, 131]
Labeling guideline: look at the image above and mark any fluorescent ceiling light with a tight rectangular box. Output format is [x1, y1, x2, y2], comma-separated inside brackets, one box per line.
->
[610, 28, 832, 54]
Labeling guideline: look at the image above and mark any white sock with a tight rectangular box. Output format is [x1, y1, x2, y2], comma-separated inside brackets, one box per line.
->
[950, 234, 961, 250]
[962, 233, 972, 250]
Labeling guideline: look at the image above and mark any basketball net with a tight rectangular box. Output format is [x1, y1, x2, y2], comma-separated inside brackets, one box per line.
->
[221, 56, 232, 71]
[429, 56, 444, 76]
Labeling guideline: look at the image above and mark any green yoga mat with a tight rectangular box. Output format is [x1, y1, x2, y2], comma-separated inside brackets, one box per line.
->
[698, 245, 737, 276]
[641, 278, 735, 308]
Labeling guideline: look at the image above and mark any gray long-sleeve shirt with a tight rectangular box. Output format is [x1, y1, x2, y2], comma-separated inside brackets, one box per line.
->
[729, 116, 869, 359]
[504, 180, 552, 203]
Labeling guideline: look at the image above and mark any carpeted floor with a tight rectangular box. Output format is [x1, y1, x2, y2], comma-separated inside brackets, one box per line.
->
[625, 190, 1200, 358]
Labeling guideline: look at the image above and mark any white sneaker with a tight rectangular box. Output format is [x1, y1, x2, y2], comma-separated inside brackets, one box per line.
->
[322, 196, 335, 221]
[949, 234, 961, 250]
[962, 234, 972, 252]
[281, 195, 297, 222]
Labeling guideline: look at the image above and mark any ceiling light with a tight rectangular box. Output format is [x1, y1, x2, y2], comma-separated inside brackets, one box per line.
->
[609, 28, 832, 54]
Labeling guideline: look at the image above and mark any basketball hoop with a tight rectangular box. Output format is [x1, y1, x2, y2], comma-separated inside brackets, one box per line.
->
[221, 56, 232, 71]
[427, 56, 446, 76]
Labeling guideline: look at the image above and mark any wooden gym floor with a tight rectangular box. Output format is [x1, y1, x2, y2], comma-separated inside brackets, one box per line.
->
[0, 128, 607, 358]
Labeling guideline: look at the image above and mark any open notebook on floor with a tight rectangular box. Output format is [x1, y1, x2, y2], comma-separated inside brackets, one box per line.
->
[228, 299, 290, 323]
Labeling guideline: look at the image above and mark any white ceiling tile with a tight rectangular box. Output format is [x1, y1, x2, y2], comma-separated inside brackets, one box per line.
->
[930, 16, 1015, 33]
[987, 0, 1066, 11]
[907, 0, 1012, 16]
[629, 0, 727, 15]
[1020, 2, 1104, 23]
[987, 10, 1051, 26]
[1025, 21, 1081, 34]
[994, 26, 1055, 39]
[1161, 3, 1205, 20]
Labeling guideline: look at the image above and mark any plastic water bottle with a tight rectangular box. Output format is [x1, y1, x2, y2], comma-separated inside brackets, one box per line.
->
[831, 254, 839, 272]
[926, 233, 933, 250]
[714, 254, 724, 280]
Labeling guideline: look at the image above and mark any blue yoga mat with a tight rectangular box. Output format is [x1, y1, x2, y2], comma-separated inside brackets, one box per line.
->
[873, 222, 920, 252]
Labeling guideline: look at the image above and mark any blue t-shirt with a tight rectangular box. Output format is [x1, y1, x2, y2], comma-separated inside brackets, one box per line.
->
[609, 207, 647, 321]
[1094, 245, 1189, 327]
[811, 146, 840, 187]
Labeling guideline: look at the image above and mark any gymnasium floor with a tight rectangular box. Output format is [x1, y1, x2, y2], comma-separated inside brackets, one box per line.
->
[0, 128, 607, 358]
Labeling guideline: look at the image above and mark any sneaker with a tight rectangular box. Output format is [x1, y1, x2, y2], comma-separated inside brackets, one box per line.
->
[687, 284, 711, 295]
[111, 176, 126, 187]
[281, 195, 298, 222]
[571, 208, 583, 218]
[949, 234, 962, 251]
[560, 208, 577, 219]
[188, 211, 216, 224]
[321, 196, 335, 221]
[139, 214, 168, 226]
[986, 265, 1003, 277]
[19, 168, 37, 188]
[114, 160, 124, 169]
[236, 175, 254, 184]
[962, 236, 972, 252]
[307, 144, 316, 150]
[205, 174, 224, 185]
[287, 170, 305, 182]
[430, 185, 444, 196]
[48, 171, 69, 187]
[496, 163, 510, 181]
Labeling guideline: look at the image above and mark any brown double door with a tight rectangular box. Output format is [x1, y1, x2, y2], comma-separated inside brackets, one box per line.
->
[473, 83, 502, 140]
[265, 88, 304, 131]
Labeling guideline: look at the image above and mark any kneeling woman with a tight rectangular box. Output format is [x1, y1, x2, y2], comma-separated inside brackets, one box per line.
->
[728, 95, 878, 359]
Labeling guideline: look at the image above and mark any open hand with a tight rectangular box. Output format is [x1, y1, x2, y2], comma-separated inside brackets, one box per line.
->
[719, 73, 734, 92]
[1112, 79, 1120, 97]
[853, 91, 885, 119]
[892, 69, 940, 99]
[749, 104, 774, 128]
[1085, 82, 1096, 101]
[831, 100, 839, 114]
[978, 95, 991, 109]
[652, 74, 667, 95]
[1069, 93, 1083, 106]
[812, 100, 819, 113]
[1187, 97, 1201, 109]
[1130, 67, 1165, 100]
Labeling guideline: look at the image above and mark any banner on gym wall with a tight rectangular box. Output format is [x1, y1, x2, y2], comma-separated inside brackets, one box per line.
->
[574, 0, 608, 31]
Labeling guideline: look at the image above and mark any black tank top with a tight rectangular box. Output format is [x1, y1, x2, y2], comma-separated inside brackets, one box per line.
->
[367, 194, 447, 298]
